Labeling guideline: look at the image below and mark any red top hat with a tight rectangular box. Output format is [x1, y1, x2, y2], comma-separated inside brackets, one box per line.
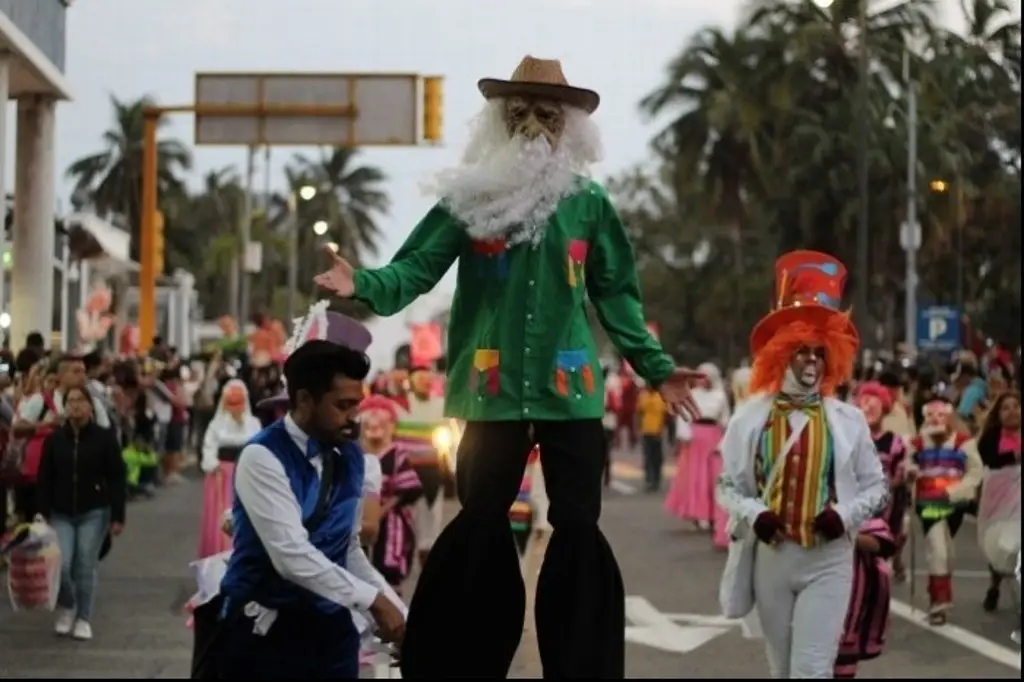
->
[750, 250, 858, 356]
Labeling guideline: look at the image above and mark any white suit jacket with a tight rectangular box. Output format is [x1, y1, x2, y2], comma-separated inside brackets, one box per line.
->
[716, 393, 888, 536]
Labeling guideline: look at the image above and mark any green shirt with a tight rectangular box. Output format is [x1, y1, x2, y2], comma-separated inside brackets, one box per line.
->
[354, 179, 674, 421]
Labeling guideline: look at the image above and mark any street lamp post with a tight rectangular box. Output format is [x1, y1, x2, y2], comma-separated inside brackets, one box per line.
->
[854, 0, 871, 347]
[286, 185, 318, 328]
[901, 49, 920, 355]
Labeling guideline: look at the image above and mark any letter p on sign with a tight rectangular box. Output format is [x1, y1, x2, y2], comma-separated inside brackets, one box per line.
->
[929, 316, 947, 341]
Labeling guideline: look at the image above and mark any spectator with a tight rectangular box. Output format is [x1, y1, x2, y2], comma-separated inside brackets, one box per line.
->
[36, 385, 126, 641]
[14, 331, 46, 376]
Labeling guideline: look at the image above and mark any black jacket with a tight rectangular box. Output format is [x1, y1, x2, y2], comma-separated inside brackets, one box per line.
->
[36, 421, 126, 524]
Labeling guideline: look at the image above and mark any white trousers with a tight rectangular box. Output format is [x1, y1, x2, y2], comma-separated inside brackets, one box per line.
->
[924, 519, 954, 576]
[415, 495, 445, 552]
[753, 538, 854, 678]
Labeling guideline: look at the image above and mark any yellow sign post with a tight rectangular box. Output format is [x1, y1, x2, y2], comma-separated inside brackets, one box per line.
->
[137, 72, 444, 353]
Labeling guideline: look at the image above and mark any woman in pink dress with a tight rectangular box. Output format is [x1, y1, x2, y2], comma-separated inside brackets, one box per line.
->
[197, 380, 261, 558]
[664, 362, 730, 547]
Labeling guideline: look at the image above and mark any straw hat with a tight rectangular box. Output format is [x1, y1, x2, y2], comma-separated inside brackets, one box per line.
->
[750, 250, 858, 356]
[478, 55, 600, 113]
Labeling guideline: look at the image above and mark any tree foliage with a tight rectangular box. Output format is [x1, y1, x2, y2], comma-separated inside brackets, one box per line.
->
[66, 99, 391, 322]
[615, 0, 1021, 366]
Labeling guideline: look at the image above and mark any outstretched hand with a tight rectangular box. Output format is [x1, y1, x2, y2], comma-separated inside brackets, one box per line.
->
[658, 367, 707, 422]
[313, 245, 355, 297]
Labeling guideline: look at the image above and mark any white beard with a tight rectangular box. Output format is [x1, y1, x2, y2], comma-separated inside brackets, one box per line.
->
[426, 135, 580, 246]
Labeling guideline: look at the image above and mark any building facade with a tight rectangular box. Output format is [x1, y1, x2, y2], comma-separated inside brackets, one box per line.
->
[0, 0, 72, 349]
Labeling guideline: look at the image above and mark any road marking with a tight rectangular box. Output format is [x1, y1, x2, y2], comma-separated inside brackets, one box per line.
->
[889, 599, 1021, 671]
[625, 596, 733, 654]
[907, 569, 996, 580]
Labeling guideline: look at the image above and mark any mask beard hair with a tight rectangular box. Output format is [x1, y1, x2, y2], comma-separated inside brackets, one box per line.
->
[428, 134, 579, 246]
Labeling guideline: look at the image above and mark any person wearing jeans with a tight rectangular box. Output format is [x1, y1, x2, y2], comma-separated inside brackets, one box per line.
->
[35, 385, 126, 641]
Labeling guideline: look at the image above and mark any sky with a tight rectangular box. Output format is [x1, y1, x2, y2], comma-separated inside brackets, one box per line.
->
[29, 0, 1017, 367]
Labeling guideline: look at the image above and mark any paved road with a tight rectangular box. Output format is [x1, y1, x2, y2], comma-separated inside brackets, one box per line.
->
[2, 453, 1018, 678]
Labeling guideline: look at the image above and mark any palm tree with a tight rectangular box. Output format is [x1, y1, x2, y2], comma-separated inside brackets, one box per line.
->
[289, 147, 390, 264]
[65, 95, 192, 260]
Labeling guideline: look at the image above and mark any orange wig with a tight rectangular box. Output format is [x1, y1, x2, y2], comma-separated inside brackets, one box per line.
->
[748, 315, 858, 397]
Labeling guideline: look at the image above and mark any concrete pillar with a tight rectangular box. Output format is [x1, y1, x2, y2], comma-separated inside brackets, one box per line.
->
[11, 97, 56, 350]
[0, 52, 11, 328]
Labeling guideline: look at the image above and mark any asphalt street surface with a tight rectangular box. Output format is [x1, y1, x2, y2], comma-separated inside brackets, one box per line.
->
[1, 446, 1019, 678]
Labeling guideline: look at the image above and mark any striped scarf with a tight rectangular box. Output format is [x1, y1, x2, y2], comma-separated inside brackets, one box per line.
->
[758, 394, 835, 545]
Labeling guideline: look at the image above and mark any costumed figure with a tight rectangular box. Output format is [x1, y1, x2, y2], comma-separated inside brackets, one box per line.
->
[665, 362, 731, 546]
[903, 395, 983, 625]
[716, 250, 888, 678]
[834, 515, 896, 678]
[854, 381, 910, 581]
[198, 379, 262, 559]
[314, 55, 703, 678]
[974, 390, 1020, 615]
[203, 302, 406, 678]
[360, 395, 424, 594]
[393, 366, 448, 567]
[510, 447, 539, 555]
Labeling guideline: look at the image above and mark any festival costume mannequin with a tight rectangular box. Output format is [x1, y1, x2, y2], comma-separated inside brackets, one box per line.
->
[360, 395, 424, 592]
[716, 250, 888, 678]
[854, 381, 909, 581]
[395, 366, 447, 565]
[903, 396, 983, 625]
[198, 379, 262, 558]
[315, 56, 702, 678]
[217, 304, 404, 678]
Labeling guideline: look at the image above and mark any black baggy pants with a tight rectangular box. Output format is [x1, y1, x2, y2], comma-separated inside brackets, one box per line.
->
[400, 419, 625, 679]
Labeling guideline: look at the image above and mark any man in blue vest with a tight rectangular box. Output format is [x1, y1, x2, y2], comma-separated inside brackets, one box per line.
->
[218, 304, 406, 678]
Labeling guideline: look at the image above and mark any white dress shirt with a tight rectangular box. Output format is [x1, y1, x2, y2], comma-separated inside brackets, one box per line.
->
[233, 415, 400, 617]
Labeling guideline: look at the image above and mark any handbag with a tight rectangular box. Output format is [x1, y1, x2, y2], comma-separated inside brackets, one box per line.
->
[190, 448, 338, 679]
[719, 424, 802, 619]
[1, 394, 57, 485]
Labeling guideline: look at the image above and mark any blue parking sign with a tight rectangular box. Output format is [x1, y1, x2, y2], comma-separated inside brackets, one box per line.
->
[917, 306, 961, 352]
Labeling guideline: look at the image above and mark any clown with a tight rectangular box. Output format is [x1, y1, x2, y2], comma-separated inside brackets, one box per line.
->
[903, 395, 983, 625]
[855, 381, 910, 581]
[359, 395, 424, 593]
[315, 55, 703, 678]
[198, 379, 261, 558]
[717, 250, 888, 678]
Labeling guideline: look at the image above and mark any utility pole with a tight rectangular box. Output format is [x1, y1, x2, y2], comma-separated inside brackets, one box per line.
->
[854, 0, 871, 345]
[238, 145, 256, 327]
[901, 49, 920, 356]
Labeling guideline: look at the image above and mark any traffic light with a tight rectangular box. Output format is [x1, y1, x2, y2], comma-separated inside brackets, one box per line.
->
[423, 76, 443, 143]
[153, 210, 165, 274]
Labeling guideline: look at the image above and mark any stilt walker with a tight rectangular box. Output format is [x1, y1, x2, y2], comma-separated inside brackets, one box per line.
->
[717, 250, 888, 678]
[314, 55, 703, 678]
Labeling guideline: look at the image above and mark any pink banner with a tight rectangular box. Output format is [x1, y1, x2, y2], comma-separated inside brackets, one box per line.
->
[410, 322, 443, 368]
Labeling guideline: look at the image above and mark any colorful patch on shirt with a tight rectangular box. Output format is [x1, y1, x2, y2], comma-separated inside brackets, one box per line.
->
[469, 349, 501, 396]
[567, 239, 588, 288]
[554, 349, 595, 397]
[470, 239, 509, 278]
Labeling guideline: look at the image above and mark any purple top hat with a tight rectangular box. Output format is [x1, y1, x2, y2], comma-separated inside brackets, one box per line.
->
[257, 300, 372, 410]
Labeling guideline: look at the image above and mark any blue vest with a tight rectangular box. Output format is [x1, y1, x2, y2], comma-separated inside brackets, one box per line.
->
[220, 419, 365, 615]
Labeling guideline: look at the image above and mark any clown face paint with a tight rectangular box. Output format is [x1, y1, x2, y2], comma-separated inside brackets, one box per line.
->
[504, 96, 565, 149]
[222, 386, 248, 420]
[360, 408, 395, 451]
[789, 345, 825, 389]
[858, 393, 884, 427]
[922, 400, 954, 437]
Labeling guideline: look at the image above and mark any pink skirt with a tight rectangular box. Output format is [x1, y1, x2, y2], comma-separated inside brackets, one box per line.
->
[664, 423, 722, 523]
[198, 462, 235, 559]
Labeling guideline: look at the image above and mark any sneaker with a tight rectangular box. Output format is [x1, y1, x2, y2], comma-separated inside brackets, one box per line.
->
[72, 620, 93, 641]
[54, 608, 75, 636]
